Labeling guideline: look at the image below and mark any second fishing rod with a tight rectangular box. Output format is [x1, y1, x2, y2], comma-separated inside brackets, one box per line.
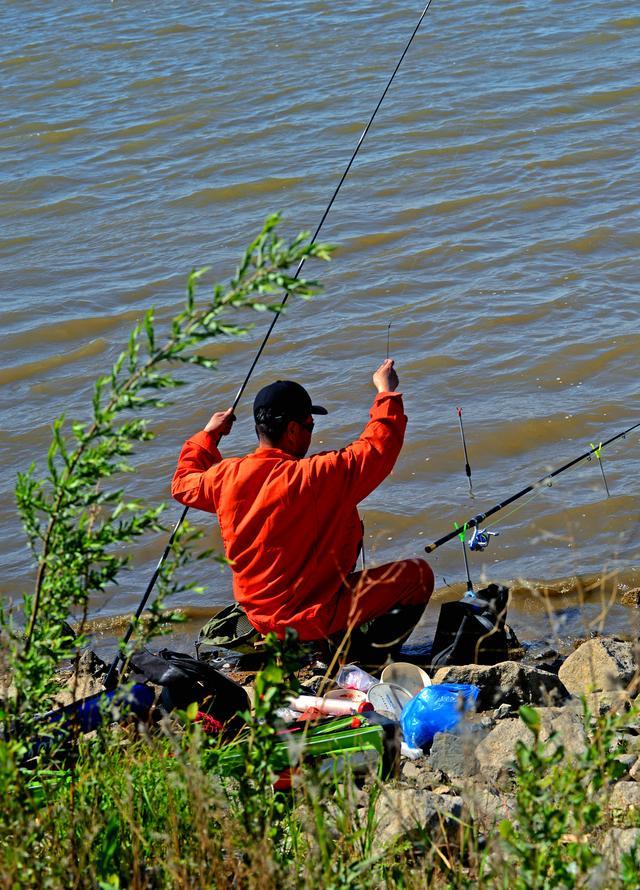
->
[104, 1, 436, 690]
[423, 419, 640, 556]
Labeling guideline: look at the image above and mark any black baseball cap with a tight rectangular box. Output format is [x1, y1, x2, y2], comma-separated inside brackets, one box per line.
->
[253, 380, 328, 422]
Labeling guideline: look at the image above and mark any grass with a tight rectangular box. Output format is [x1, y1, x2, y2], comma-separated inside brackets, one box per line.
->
[2, 647, 640, 890]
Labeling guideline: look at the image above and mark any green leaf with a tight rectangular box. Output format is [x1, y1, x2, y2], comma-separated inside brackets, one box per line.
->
[519, 705, 541, 732]
[143, 308, 155, 352]
[12, 214, 332, 725]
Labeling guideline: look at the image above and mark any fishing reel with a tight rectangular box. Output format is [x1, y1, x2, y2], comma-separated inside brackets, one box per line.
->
[468, 527, 499, 552]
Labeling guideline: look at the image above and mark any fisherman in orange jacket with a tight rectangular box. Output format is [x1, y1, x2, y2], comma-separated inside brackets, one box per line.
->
[172, 359, 434, 654]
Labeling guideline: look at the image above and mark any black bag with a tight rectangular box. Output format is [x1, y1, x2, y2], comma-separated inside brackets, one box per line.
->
[129, 648, 249, 726]
[430, 584, 517, 667]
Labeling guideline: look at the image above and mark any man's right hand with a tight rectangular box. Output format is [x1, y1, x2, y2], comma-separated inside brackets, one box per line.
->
[204, 407, 236, 440]
[373, 358, 399, 393]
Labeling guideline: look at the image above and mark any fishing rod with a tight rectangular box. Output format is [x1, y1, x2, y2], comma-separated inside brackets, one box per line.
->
[104, 1, 436, 690]
[456, 407, 474, 498]
[423, 420, 640, 555]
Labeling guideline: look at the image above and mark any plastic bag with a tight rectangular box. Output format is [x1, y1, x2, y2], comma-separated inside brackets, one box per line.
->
[400, 683, 479, 749]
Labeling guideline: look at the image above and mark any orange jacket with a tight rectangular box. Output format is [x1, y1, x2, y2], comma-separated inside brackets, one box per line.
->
[171, 391, 407, 639]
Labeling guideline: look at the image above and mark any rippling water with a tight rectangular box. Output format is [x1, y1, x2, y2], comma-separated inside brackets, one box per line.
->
[2, 1, 639, 653]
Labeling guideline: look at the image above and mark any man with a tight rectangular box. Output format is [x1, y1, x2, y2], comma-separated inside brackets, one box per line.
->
[172, 359, 434, 654]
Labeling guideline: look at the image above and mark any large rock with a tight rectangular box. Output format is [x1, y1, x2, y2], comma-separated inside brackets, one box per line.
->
[401, 760, 443, 790]
[582, 690, 636, 715]
[588, 829, 640, 889]
[373, 788, 464, 848]
[628, 758, 640, 782]
[432, 662, 569, 711]
[475, 707, 587, 783]
[608, 781, 640, 814]
[462, 786, 516, 832]
[475, 719, 532, 783]
[558, 638, 639, 696]
[428, 731, 482, 780]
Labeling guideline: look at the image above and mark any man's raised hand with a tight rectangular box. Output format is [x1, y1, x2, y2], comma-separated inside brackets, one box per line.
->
[205, 407, 236, 440]
[373, 358, 399, 393]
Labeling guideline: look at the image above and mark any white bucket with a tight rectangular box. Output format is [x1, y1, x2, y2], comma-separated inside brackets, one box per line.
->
[380, 662, 431, 698]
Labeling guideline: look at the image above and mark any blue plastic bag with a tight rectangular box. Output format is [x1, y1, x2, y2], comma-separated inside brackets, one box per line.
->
[400, 683, 480, 749]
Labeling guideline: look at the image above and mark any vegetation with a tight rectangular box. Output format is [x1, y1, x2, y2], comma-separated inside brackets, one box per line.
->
[1, 219, 639, 888]
[4, 213, 332, 720]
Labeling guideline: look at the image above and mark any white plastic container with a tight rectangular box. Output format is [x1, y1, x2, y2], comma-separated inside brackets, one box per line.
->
[380, 662, 431, 698]
[366, 682, 413, 721]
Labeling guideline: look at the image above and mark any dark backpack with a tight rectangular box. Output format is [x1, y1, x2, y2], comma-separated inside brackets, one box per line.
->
[129, 648, 249, 727]
[430, 584, 518, 667]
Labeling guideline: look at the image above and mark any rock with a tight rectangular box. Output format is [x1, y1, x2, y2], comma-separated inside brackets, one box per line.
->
[401, 760, 442, 790]
[521, 643, 564, 675]
[582, 690, 635, 715]
[475, 719, 533, 783]
[543, 707, 589, 756]
[608, 782, 640, 814]
[76, 648, 108, 678]
[620, 587, 640, 607]
[461, 786, 516, 831]
[432, 662, 569, 710]
[475, 707, 587, 783]
[431, 784, 451, 795]
[53, 648, 107, 706]
[373, 788, 465, 848]
[494, 703, 514, 720]
[628, 758, 640, 782]
[588, 829, 640, 889]
[558, 638, 639, 696]
[428, 732, 481, 780]
[615, 754, 638, 776]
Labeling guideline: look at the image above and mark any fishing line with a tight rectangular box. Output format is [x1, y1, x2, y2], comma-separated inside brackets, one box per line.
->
[483, 485, 548, 531]
[589, 441, 611, 498]
[423, 420, 640, 555]
[483, 427, 636, 535]
[105, 1, 437, 690]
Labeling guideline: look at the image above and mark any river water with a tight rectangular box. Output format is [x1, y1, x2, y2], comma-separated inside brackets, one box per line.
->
[2, 1, 639, 656]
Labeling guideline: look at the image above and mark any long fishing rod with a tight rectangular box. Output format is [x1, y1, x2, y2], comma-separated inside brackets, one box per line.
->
[456, 407, 474, 498]
[423, 420, 640, 555]
[104, 1, 436, 690]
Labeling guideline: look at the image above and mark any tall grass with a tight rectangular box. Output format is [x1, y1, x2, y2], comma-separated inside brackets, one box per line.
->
[2, 662, 639, 889]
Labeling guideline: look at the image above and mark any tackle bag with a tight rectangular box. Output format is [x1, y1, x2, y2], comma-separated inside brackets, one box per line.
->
[129, 648, 249, 726]
[430, 584, 518, 667]
[196, 602, 261, 660]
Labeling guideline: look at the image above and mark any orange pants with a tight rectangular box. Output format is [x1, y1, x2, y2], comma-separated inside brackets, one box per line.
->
[324, 558, 434, 638]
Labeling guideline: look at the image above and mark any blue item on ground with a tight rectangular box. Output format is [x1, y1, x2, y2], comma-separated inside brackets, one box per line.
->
[400, 683, 480, 749]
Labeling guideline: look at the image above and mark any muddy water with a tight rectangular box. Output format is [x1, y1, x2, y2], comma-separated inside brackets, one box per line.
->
[1, 1, 639, 655]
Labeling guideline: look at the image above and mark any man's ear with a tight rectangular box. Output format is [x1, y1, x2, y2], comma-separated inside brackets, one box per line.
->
[284, 419, 298, 443]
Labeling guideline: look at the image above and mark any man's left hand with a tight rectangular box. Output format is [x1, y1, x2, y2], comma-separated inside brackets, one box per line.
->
[205, 408, 236, 440]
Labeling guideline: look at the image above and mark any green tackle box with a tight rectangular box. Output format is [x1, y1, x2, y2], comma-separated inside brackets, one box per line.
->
[216, 711, 400, 782]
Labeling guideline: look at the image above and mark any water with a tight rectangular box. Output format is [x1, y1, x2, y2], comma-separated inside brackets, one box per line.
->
[2, 1, 639, 655]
